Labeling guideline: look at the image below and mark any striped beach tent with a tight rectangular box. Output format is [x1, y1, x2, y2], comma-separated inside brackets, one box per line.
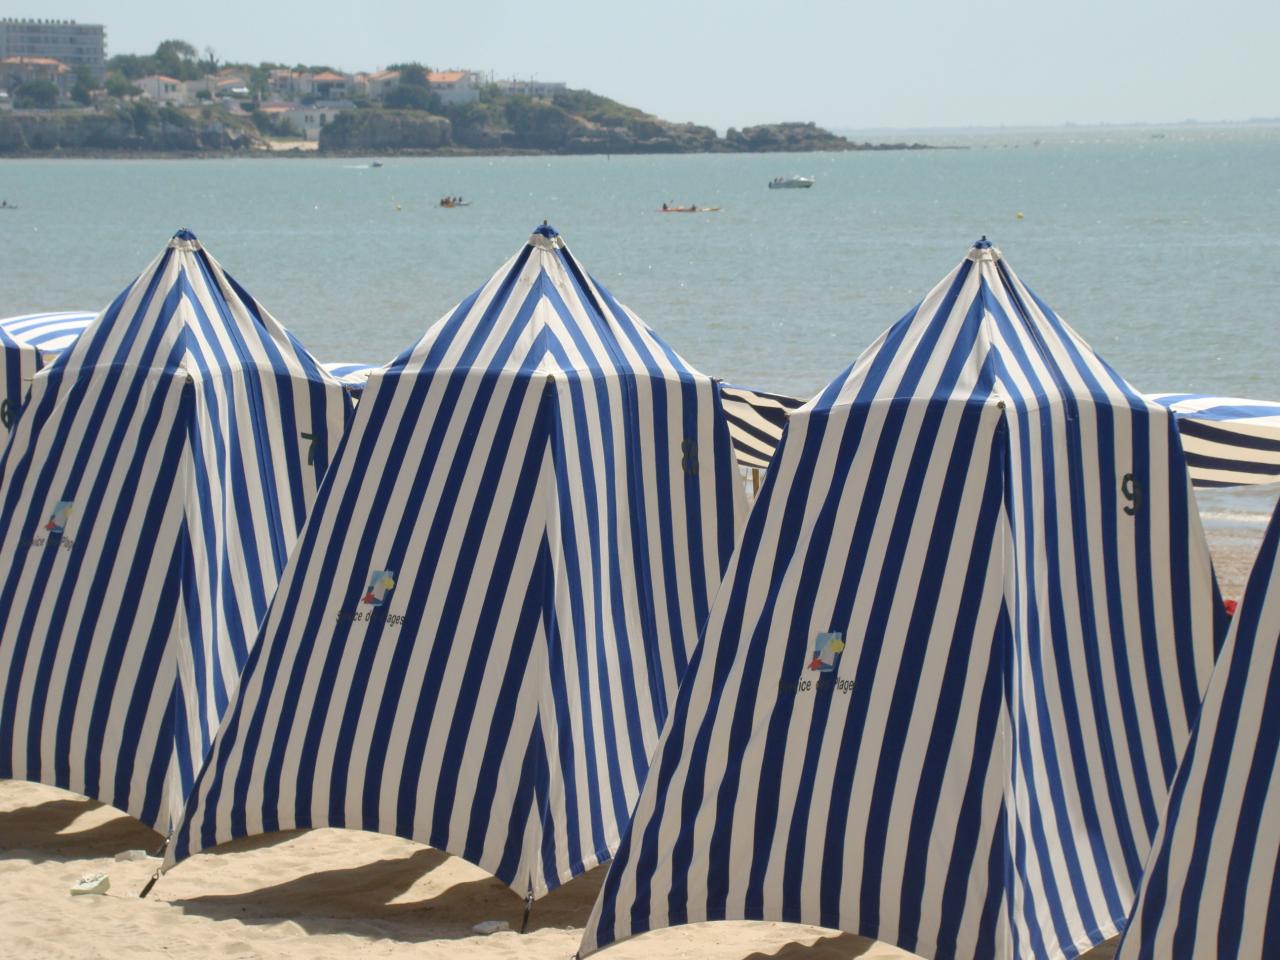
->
[1116, 496, 1280, 959]
[166, 224, 746, 900]
[322, 361, 378, 393]
[0, 311, 94, 430]
[720, 384, 805, 470]
[581, 239, 1223, 960]
[1148, 393, 1280, 488]
[0, 230, 352, 833]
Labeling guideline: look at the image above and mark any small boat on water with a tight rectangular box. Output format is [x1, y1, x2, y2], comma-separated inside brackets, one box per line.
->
[371, 161, 383, 168]
[440, 197, 471, 208]
[768, 175, 814, 189]
[659, 204, 721, 213]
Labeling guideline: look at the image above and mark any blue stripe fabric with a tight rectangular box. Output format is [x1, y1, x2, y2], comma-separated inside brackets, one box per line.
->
[0, 232, 352, 833]
[1147, 393, 1280, 488]
[0, 312, 94, 430]
[720, 384, 806, 470]
[580, 240, 1222, 960]
[167, 225, 746, 897]
[322, 362, 377, 391]
[1116, 496, 1280, 960]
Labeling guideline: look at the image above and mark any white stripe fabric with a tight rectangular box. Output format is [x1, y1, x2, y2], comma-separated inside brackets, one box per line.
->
[322, 361, 377, 390]
[720, 384, 805, 470]
[0, 231, 352, 832]
[168, 225, 747, 898]
[581, 239, 1223, 960]
[1116, 497, 1280, 960]
[1148, 393, 1280, 488]
[0, 312, 94, 430]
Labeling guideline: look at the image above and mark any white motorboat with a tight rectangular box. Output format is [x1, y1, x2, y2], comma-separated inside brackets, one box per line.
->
[768, 175, 815, 189]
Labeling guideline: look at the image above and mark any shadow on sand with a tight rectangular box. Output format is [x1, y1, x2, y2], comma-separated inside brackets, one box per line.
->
[0, 795, 163, 860]
[172, 848, 612, 942]
[741, 934, 875, 959]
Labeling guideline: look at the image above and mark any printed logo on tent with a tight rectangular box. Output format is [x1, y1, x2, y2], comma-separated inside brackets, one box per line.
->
[779, 630, 853, 696]
[808, 631, 845, 672]
[362, 570, 396, 606]
[44, 501, 74, 535]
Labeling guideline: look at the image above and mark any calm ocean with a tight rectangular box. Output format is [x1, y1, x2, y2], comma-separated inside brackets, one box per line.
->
[2, 121, 1276, 525]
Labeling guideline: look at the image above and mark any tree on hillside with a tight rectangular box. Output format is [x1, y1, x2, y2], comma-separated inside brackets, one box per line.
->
[384, 83, 441, 112]
[107, 40, 211, 82]
[155, 39, 198, 77]
[106, 53, 152, 80]
[13, 80, 59, 110]
[72, 65, 94, 105]
[246, 64, 273, 102]
[387, 62, 429, 85]
[105, 73, 142, 97]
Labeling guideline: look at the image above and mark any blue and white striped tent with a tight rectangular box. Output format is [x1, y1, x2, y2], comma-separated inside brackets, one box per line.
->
[720, 384, 1280, 485]
[321, 365, 803, 474]
[581, 239, 1223, 960]
[0, 230, 352, 833]
[166, 224, 747, 898]
[720, 384, 806, 470]
[322, 361, 377, 391]
[1116, 497, 1280, 959]
[0, 311, 94, 430]
[1149, 393, 1280, 488]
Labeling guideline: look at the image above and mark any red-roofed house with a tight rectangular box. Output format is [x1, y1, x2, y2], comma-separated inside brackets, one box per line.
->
[360, 69, 400, 100]
[427, 69, 479, 106]
[138, 74, 186, 104]
[1, 55, 73, 97]
[309, 70, 351, 99]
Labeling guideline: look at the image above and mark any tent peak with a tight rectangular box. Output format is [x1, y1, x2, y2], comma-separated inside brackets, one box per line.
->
[967, 236, 1002, 263]
[169, 229, 201, 252]
[529, 222, 564, 251]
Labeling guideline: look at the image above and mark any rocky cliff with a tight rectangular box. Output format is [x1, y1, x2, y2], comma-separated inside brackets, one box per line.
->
[318, 110, 452, 150]
[0, 104, 258, 153]
[316, 88, 927, 155]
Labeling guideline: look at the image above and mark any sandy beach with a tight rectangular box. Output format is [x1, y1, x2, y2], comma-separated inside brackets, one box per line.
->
[0, 779, 1120, 960]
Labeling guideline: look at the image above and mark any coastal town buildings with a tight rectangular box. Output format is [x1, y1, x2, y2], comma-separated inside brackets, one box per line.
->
[266, 68, 302, 99]
[426, 70, 479, 106]
[184, 70, 250, 102]
[0, 18, 105, 80]
[308, 70, 350, 100]
[1, 55, 74, 97]
[258, 100, 354, 140]
[137, 74, 185, 104]
[360, 69, 401, 99]
[494, 78, 567, 100]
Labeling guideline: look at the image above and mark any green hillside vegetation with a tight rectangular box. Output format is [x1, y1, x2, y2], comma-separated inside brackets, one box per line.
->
[323, 85, 728, 153]
[0, 38, 933, 155]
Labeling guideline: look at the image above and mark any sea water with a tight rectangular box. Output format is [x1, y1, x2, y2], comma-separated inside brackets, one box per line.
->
[1, 121, 1276, 524]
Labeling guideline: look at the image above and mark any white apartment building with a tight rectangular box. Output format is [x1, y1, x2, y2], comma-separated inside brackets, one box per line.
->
[0, 18, 105, 80]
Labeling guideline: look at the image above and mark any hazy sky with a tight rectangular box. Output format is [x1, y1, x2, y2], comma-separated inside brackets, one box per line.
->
[45, 0, 1279, 129]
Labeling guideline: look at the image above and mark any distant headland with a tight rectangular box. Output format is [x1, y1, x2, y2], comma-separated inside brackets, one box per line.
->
[0, 37, 939, 156]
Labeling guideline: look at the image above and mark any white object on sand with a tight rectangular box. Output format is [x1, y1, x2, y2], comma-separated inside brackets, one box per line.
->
[113, 849, 151, 862]
[471, 920, 509, 935]
[70, 873, 110, 896]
